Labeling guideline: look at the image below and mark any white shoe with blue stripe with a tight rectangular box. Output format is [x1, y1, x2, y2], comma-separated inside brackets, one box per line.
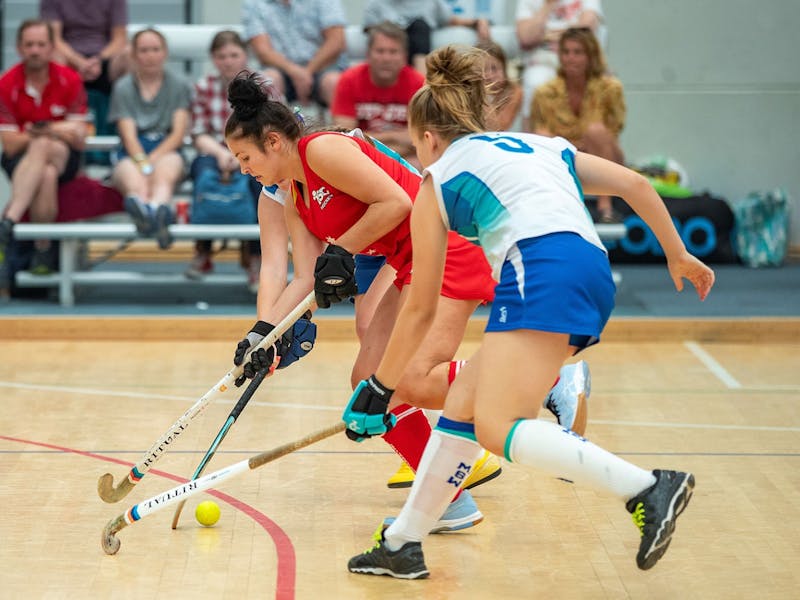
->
[544, 360, 591, 436]
[383, 489, 483, 534]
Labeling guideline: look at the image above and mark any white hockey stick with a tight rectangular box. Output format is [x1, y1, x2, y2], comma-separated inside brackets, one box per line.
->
[102, 421, 345, 554]
[96, 291, 315, 503]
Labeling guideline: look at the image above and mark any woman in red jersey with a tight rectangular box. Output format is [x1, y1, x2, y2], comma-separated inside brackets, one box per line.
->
[223, 73, 584, 530]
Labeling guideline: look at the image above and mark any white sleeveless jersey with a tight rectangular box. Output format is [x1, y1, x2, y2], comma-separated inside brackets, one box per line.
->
[423, 132, 605, 280]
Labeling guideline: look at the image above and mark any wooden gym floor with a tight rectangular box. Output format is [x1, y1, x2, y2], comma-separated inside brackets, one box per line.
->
[0, 317, 798, 599]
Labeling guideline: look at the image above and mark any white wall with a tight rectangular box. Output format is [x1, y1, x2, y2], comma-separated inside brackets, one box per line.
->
[191, 0, 800, 246]
[603, 0, 799, 242]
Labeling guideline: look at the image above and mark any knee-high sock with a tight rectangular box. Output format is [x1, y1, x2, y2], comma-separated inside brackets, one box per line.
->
[382, 403, 430, 471]
[506, 419, 656, 499]
[384, 417, 484, 551]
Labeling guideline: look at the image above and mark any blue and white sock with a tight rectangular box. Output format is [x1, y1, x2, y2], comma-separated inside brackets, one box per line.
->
[384, 417, 483, 551]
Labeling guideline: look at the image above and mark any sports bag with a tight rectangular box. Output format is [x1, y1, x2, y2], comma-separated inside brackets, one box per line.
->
[191, 169, 257, 225]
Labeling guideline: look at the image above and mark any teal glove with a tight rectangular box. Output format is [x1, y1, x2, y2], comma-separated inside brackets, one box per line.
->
[342, 375, 397, 442]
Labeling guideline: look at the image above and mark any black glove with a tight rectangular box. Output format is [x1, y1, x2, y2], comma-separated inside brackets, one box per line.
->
[233, 320, 278, 386]
[314, 244, 357, 309]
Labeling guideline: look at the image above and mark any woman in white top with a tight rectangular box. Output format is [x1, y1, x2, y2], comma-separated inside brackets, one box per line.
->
[345, 45, 715, 579]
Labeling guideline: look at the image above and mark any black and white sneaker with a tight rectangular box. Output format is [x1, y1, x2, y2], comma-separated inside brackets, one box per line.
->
[626, 469, 695, 570]
[348, 524, 429, 579]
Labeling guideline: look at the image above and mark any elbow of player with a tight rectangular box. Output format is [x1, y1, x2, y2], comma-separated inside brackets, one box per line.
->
[619, 170, 654, 201]
[632, 171, 654, 195]
[387, 196, 413, 224]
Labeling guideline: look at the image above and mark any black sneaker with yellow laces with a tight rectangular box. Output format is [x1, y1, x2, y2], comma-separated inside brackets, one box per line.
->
[347, 523, 429, 579]
[626, 469, 695, 570]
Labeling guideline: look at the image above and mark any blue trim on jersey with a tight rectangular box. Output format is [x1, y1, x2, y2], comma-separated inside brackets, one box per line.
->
[130, 505, 141, 521]
[440, 172, 507, 245]
[435, 416, 477, 442]
[369, 137, 420, 175]
[561, 148, 584, 201]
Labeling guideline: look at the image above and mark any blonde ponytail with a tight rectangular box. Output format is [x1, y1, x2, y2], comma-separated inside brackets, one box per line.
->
[409, 45, 487, 140]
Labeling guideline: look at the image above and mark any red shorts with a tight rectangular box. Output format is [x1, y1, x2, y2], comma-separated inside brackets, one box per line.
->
[393, 232, 496, 303]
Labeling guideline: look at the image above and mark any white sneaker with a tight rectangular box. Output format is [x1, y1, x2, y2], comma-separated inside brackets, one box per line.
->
[544, 360, 590, 435]
[383, 489, 483, 534]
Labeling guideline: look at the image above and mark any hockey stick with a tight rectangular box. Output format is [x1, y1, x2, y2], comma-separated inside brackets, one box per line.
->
[170, 365, 270, 530]
[97, 291, 316, 504]
[102, 420, 346, 554]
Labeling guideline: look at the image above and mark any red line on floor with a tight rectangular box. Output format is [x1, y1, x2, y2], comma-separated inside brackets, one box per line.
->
[0, 435, 295, 600]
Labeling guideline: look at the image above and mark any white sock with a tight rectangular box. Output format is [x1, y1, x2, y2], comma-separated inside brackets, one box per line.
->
[507, 419, 656, 499]
[384, 420, 483, 551]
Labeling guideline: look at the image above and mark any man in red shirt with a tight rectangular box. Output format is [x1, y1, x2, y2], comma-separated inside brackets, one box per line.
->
[0, 19, 87, 296]
[331, 21, 424, 168]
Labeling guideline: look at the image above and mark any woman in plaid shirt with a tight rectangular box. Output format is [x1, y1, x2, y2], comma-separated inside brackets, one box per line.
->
[188, 30, 275, 291]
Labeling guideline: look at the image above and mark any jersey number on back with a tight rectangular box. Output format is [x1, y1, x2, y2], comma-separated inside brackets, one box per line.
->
[472, 135, 534, 154]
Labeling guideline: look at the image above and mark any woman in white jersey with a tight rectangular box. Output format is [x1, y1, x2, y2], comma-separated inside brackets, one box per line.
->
[344, 45, 715, 579]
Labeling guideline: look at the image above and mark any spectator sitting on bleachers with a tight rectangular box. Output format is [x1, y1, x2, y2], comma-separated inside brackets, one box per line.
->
[0, 19, 88, 298]
[242, 0, 347, 108]
[530, 26, 625, 222]
[110, 27, 192, 250]
[515, 0, 603, 132]
[331, 21, 425, 169]
[39, 0, 129, 98]
[364, 0, 491, 74]
[478, 40, 522, 131]
[188, 30, 266, 292]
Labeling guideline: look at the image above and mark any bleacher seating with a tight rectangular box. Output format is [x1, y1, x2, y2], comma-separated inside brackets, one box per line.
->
[127, 23, 520, 70]
[12, 23, 626, 306]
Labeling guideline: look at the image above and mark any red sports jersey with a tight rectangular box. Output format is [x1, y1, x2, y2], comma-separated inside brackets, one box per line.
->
[0, 62, 87, 131]
[294, 131, 417, 272]
[331, 63, 424, 133]
[293, 131, 496, 302]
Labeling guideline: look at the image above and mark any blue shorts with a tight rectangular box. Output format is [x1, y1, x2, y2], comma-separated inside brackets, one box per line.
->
[354, 254, 387, 296]
[112, 132, 184, 164]
[486, 232, 615, 350]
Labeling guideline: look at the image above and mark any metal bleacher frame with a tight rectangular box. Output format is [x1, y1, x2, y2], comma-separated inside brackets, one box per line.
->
[10, 22, 627, 306]
[13, 220, 626, 307]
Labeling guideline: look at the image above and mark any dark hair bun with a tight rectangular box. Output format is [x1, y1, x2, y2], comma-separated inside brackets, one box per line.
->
[228, 71, 269, 120]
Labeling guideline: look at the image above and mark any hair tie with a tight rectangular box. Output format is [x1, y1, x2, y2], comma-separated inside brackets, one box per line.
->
[292, 106, 305, 125]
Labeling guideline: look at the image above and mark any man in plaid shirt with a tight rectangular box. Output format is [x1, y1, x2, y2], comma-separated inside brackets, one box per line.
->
[241, 0, 347, 106]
